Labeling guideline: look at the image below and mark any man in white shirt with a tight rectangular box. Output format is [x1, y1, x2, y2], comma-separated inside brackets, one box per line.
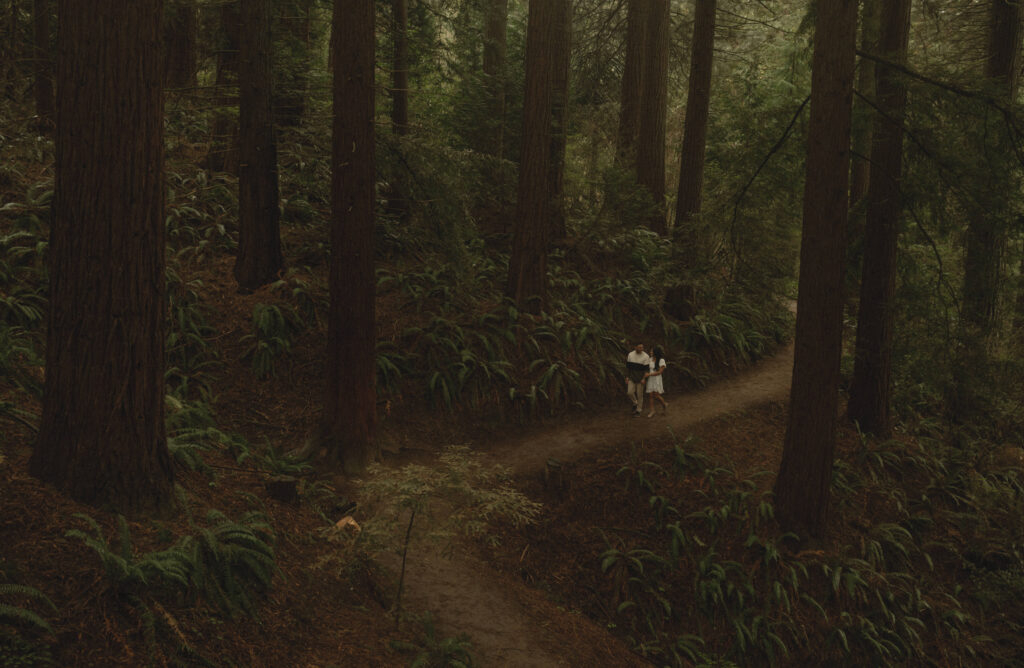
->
[625, 342, 650, 416]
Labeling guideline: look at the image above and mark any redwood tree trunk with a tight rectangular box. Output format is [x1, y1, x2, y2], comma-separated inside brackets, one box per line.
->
[773, 0, 857, 539]
[482, 0, 508, 160]
[207, 1, 240, 174]
[847, 0, 911, 438]
[506, 0, 561, 313]
[163, 0, 197, 89]
[963, 0, 1022, 336]
[30, 0, 173, 514]
[674, 0, 716, 235]
[848, 0, 879, 209]
[32, 0, 53, 129]
[234, 0, 283, 291]
[636, 0, 669, 235]
[324, 0, 377, 474]
[548, 0, 571, 242]
[615, 0, 647, 168]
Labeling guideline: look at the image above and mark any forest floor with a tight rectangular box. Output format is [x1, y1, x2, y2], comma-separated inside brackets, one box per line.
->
[1, 251, 802, 667]
[380, 336, 795, 666]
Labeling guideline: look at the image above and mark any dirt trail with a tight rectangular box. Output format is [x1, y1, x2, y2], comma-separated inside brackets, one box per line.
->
[399, 339, 795, 666]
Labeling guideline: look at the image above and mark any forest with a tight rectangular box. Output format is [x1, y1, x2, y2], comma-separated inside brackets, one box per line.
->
[1, 0, 1023, 665]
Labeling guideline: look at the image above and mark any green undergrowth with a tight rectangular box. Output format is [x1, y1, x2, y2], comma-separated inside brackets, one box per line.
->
[512, 429, 1023, 667]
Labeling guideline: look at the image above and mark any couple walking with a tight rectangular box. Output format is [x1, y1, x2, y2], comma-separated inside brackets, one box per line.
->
[625, 342, 667, 418]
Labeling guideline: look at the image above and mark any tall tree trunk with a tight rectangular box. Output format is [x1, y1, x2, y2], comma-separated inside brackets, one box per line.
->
[207, 1, 240, 174]
[548, 0, 571, 242]
[636, 0, 669, 235]
[324, 0, 377, 474]
[848, 0, 879, 209]
[848, 0, 911, 438]
[674, 0, 716, 241]
[963, 0, 1022, 335]
[31, 0, 173, 514]
[234, 0, 283, 291]
[482, 0, 508, 160]
[615, 0, 647, 168]
[773, 0, 858, 539]
[957, 0, 1022, 414]
[163, 0, 197, 89]
[506, 0, 561, 313]
[32, 0, 53, 130]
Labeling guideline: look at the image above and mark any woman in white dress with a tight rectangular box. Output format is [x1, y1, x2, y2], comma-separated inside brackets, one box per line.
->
[644, 346, 668, 418]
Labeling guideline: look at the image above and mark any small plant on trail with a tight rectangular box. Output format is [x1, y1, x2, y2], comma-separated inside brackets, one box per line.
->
[322, 446, 542, 628]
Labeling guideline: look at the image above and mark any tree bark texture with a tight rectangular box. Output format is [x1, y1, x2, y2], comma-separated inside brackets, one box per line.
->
[773, 0, 857, 539]
[163, 0, 197, 89]
[848, 0, 911, 438]
[482, 0, 508, 160]
[325, 0, 377, 474]
[30, 0, 173, 514]
[207, 1, 240, 174]
[506, 0, 561, 313]
[636, 0, 669, 235]
[848, 0, 879, 209]
[234, 0, 283, 291]
[548, 0, 571, 242]
[962, 0, 1022, 336]
[615, 0, 648, 169]
[32, 0, 53, 128]
[674, 0, 716, 233]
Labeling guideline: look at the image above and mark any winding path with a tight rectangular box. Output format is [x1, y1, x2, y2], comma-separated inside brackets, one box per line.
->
[398, 338, 795, 666]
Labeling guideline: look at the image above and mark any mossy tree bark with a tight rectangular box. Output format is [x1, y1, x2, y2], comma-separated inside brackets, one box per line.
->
[30, 0, 173, 514]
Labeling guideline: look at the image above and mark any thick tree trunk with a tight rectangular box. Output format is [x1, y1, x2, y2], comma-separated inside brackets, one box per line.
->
[234, 0, 283, 291]
[773, 0, 857, 539]
[32, 0, 53, 129]
[636, 0, 669, 235]
[548, 0, 571, 242]
[615, 0, 647, 169]
[31, 0, 173, 514]
[324, 0, 377, 474]
[674, 0, 716, 240]
[163, 0, 197, 89]
[207, 1, 240, 174]
[848, 0, 911, 438]
[506, 0, 561, 313]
